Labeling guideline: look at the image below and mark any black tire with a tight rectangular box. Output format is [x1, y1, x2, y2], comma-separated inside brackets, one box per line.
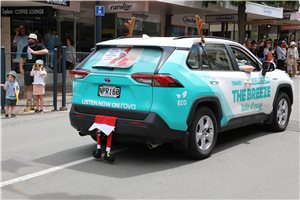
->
[183, 107, 218, 159]
[265, 92, 291, 132]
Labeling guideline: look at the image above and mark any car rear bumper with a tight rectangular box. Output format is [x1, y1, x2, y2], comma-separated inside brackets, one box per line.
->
[69, 104, 188, 145]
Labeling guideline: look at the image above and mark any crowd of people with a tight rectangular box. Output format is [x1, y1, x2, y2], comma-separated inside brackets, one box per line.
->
[244, 39, 300, 77]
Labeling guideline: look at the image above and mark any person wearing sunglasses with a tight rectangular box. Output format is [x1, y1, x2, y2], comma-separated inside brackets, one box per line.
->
[20, 33, 48, 112]
[13, 24, 28, 62]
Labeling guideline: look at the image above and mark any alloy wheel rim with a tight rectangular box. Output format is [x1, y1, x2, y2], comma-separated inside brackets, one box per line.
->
[196, 115, 214, 151]
[277, 99, 288, 126]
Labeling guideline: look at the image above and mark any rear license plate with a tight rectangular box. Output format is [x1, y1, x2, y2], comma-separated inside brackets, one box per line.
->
[98, 85, 120, 98]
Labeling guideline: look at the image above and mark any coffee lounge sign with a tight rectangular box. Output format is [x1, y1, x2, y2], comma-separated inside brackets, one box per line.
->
[1, 7, 51, 17]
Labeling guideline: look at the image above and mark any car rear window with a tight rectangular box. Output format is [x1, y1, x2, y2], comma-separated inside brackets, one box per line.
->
[81, 47, 162, 73]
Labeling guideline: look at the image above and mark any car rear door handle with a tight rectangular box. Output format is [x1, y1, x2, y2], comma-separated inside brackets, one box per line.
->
[209, 79, 219, 85]
[244, 81, 252, 86]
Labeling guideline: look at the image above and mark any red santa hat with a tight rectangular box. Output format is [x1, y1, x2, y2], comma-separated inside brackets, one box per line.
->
[122, 48, 131, 55]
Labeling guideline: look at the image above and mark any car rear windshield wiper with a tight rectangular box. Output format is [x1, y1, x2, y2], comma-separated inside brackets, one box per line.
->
[92, 66, 115, 70]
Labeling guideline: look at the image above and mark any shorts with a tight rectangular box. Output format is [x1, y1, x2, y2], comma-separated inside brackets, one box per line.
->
[66, 61, 74, 70]
[287, 66, 292, 71]
[6, 98, 16, 106]
[33, 84, 45, 95]
[24, 71, 34, 86]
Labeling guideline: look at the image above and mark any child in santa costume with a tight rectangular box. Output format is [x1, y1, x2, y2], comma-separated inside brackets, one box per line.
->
[89, 115, 117, 162]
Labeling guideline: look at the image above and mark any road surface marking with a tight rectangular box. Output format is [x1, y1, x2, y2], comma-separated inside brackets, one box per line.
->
[0, 148, 128, 188]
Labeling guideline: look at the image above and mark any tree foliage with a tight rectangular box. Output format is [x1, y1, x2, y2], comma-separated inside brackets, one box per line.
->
[202, 1, 299, 44]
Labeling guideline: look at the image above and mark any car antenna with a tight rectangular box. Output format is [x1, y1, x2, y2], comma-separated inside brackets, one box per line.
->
[125, 17, 135, 36]
[196, 15, 205, 44]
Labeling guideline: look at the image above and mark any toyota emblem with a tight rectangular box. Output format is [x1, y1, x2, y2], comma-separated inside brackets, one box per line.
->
[104, 77, 111, 83]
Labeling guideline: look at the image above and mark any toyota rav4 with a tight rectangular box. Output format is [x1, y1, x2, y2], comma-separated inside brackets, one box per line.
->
[69, 35, 294, 159]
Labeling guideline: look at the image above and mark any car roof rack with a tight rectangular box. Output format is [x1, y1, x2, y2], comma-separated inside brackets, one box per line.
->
[173, 35, 235, 42]
[117, 35, 143, 39]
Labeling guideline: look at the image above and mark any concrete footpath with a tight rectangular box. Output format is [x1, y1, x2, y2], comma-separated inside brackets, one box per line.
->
[1, 84, 73, 117]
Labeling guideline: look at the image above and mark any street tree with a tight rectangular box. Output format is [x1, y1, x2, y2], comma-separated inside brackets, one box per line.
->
[202, 1, 299, 44]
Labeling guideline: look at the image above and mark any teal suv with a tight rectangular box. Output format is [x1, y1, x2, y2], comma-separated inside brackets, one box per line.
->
[70, 35, 294, 159]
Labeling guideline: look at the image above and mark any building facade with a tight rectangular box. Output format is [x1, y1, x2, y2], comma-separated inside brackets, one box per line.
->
[2, 0, 293, 77]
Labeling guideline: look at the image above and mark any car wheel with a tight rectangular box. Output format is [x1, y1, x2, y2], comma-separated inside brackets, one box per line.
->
[265, 92, 291, 132]
[184, 107, 218, 159]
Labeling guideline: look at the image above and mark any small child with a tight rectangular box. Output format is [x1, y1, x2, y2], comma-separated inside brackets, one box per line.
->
[30, 59, 47, 114]
[0, 71, 20, 118]
[286, 54, 294, 77]
[266, 47, 274, 62]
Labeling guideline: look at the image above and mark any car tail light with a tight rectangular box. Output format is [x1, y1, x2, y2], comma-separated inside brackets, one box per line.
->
[70, 70, 90, 81]
[131, 74, 184, 87]
[130, 121, 144, 125]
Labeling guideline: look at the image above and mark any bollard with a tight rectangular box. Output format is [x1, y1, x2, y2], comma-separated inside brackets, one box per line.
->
[1, 47, 6, 113]
[52, 48, 58, 111]
[60, 46, 67, 111]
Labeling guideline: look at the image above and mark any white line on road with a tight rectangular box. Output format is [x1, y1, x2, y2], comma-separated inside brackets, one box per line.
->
[0, 148, 128, 188]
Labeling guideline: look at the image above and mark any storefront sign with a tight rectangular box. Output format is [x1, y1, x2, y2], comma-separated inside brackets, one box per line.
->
[117, 13, 160, 23]
[104, 2, 149, 13]
[206, 14, 238, 23]
[182, 16, 197, 26]
[263, 8, 272, 16]
[277, 14, 290, 20]
[245, 20, 276, 25]
[42, 0, 70, 7]
[281, 25, 300, 31]
[1, 7, 52, 17]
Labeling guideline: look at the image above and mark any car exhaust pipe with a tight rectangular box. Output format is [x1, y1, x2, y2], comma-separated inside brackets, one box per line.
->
[78, 132, 86, 137]
[147, 142, 162, 149]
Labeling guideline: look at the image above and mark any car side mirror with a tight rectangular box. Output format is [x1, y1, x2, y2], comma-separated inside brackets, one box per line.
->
[262, 61, 275, 76]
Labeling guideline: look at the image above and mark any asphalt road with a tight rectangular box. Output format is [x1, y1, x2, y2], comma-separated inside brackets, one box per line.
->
[1, 78, 299, 199]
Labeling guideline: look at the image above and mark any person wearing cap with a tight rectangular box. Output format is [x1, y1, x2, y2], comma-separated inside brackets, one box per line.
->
[20, 33, 48, 112]
[287, 41, 299, 76]
[0, 71, 20, 118]
[30, 59, 47, 114]
[276, 41, 286, 70]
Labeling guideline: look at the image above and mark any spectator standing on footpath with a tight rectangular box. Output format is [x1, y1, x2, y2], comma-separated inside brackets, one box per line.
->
[30, 60, 47, 114]
[264, 41, 271, 59]
[276, 41, 286, 70]
[250, 43, 258, 58]
[257, 41, 265, 62]
[57, 38, 76, 84]
[0, 71, 20, 118]
[285, 54, 294, 77]
[13, 24, 28, 68]
[20, 33, 48, 112]
[287, 41, 299, 77]
[266, 47, 274, 62]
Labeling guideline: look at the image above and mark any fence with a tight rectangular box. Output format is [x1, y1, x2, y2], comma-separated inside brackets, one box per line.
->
[1, 46, 91, 113]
